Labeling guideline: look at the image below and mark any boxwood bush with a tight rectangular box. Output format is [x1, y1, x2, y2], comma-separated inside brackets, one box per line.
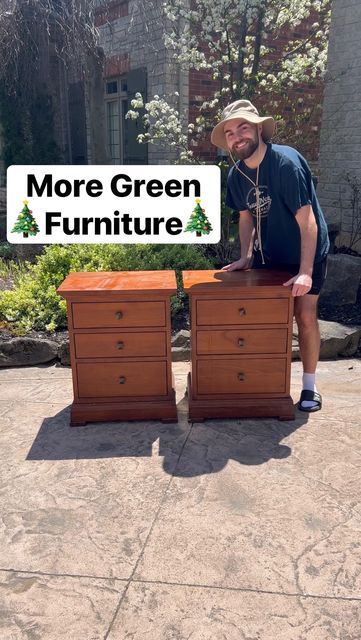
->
[0, 244, 215, 334]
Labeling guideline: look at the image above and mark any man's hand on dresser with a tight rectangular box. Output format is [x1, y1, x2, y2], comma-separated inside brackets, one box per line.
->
[221, 257, 252, 272]
[283, 273, 312, 296]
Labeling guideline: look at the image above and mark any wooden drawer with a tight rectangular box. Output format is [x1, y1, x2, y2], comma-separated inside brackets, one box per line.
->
[196, 298, 289, 325]
[77, 361, 168, 398]
[197, 328, 287, 355]
[75, 332, 166, 358]
[72, 301, 165, 329]
[197, 358, 286, 395]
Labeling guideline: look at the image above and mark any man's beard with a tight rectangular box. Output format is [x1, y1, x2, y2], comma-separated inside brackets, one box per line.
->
[231, 136, 259, 161]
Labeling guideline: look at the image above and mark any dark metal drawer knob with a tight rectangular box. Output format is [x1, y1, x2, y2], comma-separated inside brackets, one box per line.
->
[115, 311, 123, 320]
[238, 373, 245, 381]
[117, 341, 125, 350]
[118, 376, 126, 384]
[239, 307, 246, 316]
[238, 338, 245, 347]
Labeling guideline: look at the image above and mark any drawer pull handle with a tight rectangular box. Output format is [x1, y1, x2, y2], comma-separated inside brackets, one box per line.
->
[115, 311, 123, 320]
[238, 373, 245, 381]
[239, 307, 246, 316]
[119, 376, 126, 384]
[117, 341, 125, 350]
[238, 338, 245, 347]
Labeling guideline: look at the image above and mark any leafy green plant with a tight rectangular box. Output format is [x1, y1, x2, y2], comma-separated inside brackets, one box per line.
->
[0, 243, 16, 261]
[0, 244, 215, 334]
[0, 257, 29, 283]
[0, 88, 61, 169]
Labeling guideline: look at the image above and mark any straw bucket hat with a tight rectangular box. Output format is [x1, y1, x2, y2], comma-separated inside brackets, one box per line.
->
[211, 99, 275, 151]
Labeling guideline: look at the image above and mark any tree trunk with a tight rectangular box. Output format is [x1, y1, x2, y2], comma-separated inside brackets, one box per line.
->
[235, 4, 249, 99]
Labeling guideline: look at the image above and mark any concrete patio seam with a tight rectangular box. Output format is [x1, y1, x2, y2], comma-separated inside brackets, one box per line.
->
[1, 568, 360, 604]
[129, 577, 361, 602]
[103, 421, 195, 640]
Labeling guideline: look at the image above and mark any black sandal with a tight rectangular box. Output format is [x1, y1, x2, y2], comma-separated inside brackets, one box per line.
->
[297, 390, 322, 413]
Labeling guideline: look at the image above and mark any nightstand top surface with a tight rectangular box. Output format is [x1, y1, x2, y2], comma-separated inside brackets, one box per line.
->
[57, 270, 177, 296]
[182, 269, 293, 292]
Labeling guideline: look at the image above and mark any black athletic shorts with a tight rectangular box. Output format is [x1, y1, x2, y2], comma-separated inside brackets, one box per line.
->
[252, 253, 328, 295]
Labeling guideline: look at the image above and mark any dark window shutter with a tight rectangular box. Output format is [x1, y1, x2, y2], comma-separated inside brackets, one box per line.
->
[124, 68, 148, 165]
[68, 82, 87, 164]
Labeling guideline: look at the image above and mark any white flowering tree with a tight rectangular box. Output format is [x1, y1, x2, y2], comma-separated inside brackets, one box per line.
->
[127, 0, 331, 162]
[126, 0, 331, 262]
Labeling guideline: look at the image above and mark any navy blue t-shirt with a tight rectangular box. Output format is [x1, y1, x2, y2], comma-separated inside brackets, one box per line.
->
[225, 143, 329, 265]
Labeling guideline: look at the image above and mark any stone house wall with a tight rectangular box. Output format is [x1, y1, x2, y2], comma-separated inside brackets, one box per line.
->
[317, 0, 361, 251]
[95, 0, 188, 164]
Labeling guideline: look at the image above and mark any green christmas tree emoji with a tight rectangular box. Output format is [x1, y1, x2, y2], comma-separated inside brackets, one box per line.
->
[12, 200, 40, 238]
[185, 199, 213, 237]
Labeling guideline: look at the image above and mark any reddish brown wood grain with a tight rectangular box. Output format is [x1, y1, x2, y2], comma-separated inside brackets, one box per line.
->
[57, 271, 177, 425]
[77, 361, 168, 398]
[197, 358, 287, 395]
[57, 270, 177, 296]
[74, 331, 166, 359]
[182, 269, 292, 292]
[196, 298, 289, 325]
[196, 328, 288, 355]
[72, 301, 166, 329]
[183, 269, 295, 421]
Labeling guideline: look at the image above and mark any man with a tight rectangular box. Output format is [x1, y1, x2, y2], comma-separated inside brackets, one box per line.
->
[211, 99, 329, 412]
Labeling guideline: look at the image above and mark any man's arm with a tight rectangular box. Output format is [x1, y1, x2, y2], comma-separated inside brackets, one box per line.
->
[222, 210, 255, 271]
[283, 204, 318, 296]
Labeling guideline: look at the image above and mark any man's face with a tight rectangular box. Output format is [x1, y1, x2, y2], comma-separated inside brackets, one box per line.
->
[224, 119, 260, 160]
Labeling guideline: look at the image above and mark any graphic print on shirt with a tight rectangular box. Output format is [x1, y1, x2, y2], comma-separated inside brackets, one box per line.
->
[246, 186, 272, 218]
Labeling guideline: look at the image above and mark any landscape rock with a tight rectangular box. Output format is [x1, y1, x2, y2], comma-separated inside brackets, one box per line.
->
[172, 330, 190, 348]
[171, 346, 191, 362]
[0, 337, 58, 367]
[320, 254, 361, 305]
[58, 340, 71, 366]
[292, 320, 361, 360]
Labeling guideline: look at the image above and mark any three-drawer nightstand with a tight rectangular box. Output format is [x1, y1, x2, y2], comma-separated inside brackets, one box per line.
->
[57, 271, 178, 426]
[182, 269, 295, 421]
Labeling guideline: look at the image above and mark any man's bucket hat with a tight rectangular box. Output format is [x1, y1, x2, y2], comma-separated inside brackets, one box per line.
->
[211, 99, 275, 151]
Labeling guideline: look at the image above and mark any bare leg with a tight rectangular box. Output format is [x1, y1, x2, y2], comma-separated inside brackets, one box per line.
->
[294, 294, 320, 372]
[294, 294, 321, 410]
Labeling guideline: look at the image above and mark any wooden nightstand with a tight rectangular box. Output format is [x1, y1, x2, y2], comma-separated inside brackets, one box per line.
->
[182, 269, 295, 421]
[57, 271, 178, 426]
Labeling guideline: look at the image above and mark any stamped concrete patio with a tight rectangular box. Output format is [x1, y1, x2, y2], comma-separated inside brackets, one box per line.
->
[0, 359, 360, 639]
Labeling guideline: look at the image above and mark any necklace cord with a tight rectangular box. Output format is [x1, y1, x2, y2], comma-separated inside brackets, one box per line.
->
[229, 135, 265, 265]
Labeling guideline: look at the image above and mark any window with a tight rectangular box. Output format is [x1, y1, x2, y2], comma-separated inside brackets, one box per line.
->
[104, 78, 128, 164]
[106, 81, 118, 95]
[105, 68, 148, 165]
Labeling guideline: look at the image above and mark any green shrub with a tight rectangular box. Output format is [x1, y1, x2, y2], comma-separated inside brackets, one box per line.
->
[0, 243, 14, 261]
[0, 256, 29, 283]
[0, 244, 215, 334]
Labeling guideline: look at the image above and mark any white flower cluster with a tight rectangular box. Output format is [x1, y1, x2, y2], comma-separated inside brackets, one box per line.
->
[126, 0, 330, 158]
[125, 92, 198, 163]
[163, 0, 330, 85]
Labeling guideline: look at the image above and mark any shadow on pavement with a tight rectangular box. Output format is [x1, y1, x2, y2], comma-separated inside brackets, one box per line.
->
[165, 406, 309, 477]
[26, 397, 309, 475]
